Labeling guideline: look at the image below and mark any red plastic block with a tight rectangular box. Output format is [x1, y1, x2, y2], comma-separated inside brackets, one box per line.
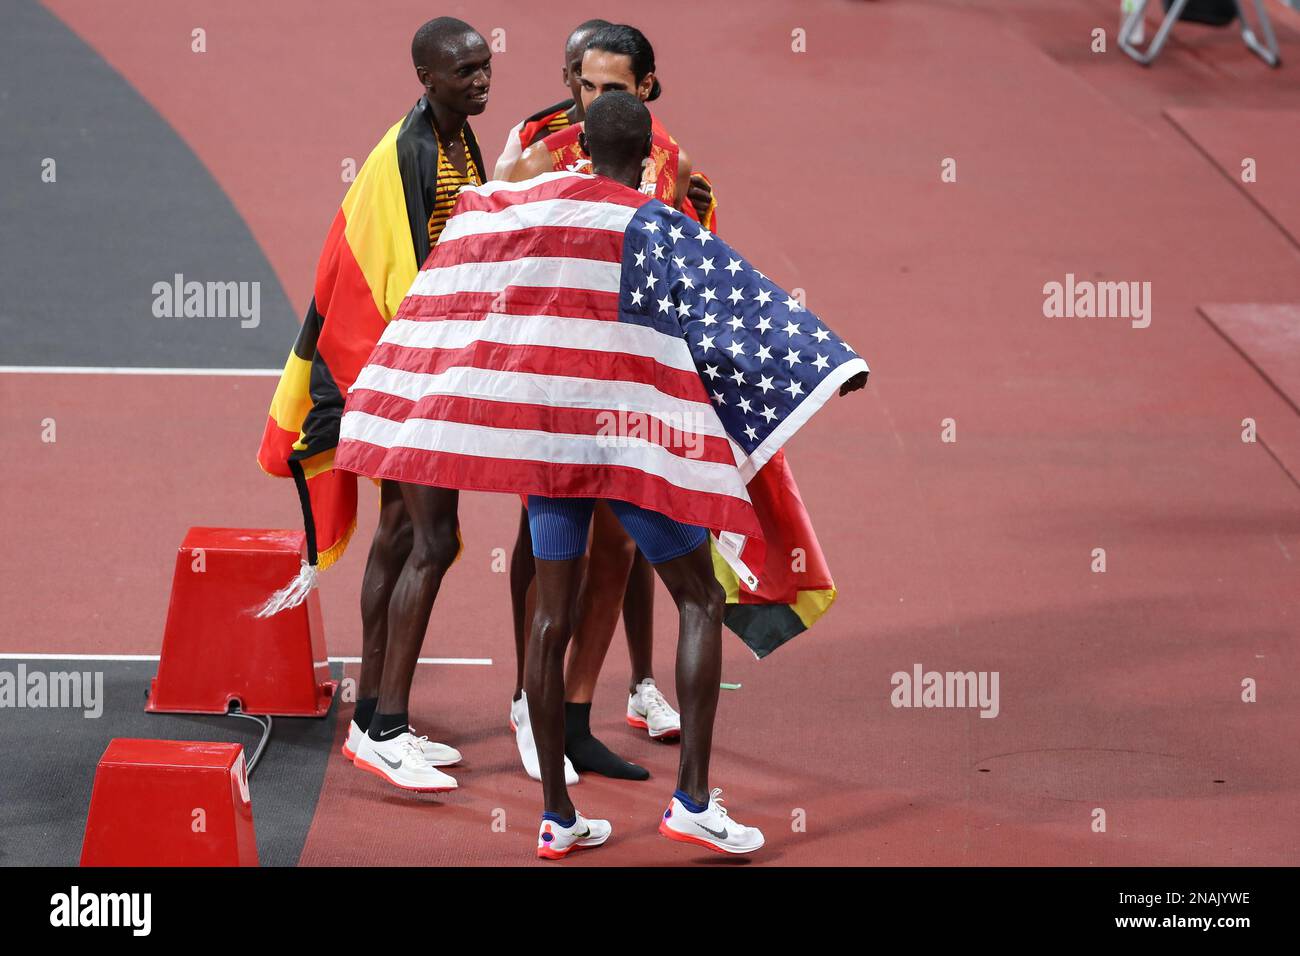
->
[80, 739, 258, 867]
[147, 528, 335, 716]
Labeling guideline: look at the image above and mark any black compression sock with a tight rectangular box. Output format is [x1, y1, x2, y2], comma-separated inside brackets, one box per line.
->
[564, 702, 649, 780]
[353, 697, 379, 732]
[369, 711, 409, 742]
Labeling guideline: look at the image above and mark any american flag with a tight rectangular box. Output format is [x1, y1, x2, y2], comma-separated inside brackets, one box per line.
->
[334, 170, 868, 585]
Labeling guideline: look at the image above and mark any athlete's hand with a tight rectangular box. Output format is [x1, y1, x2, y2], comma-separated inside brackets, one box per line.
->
[687, 174, 713, 221]
[839, 370, 869, 396]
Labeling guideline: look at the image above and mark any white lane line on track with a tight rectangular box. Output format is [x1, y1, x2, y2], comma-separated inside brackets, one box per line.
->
[0, 366, 282, 376]
[0, 653, 493, 666]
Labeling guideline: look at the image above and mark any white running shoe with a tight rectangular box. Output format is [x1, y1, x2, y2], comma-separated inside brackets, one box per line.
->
[342, 721, 461, 766]
[536, 811, 611, 860]
[510, 693, 579, 785]
[353, 731, 457, 793]
[659, 788, 765, 854]
[407, 725, 462, 766]
[627, 678, 681, 740]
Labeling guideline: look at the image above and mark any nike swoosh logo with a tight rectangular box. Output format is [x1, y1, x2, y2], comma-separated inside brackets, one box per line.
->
[696, 823, 729, 840]
[575, 828, 591, 839]
[376, 752, 402, 770]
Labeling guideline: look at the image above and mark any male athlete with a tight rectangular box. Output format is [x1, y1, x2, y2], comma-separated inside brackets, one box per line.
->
[333, 92, 869, 857]
[504, 23, 727, 785]
[258, 17, 491, 793]
[508, 24, 715, 221]
[495, 21, 669, 786]
[492, 19, 610, 179]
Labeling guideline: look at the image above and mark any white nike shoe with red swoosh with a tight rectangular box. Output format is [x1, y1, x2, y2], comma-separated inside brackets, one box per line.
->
[659, 788, 764, 854]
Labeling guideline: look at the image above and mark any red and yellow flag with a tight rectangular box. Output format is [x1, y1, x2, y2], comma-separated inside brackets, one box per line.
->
[710, 450, 838, 658]
[257, 97, 484, 571]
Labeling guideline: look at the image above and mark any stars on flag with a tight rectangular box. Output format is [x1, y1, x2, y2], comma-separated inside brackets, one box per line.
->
[621, 204, 856, 454]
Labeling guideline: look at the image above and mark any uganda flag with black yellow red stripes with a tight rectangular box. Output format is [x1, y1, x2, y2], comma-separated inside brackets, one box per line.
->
[710, 450, 839, 659]
[257, 96, 485, 571]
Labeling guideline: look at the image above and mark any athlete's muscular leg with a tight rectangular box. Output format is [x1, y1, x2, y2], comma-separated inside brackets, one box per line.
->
[622, 551, 656, 693]
[526, 555, 584, 817]
[358, 479, 413, 700]
[563, 502, 638, 703]
[648, 539, 724, 804]
[508, 506, 534, 699]
[377, 482, 459, 714]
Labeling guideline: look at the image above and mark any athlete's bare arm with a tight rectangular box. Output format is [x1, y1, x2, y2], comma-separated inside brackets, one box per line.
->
[674, 146, 694, 213]
[674, 145, 714, 221]
[509, 141, 555, 182]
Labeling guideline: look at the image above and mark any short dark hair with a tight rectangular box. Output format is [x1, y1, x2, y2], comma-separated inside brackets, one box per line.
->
[585, 24, 661, 101]
[411, 17, 478, 68]
[566, 18, 611, 58]
[583, 91, 652, 168]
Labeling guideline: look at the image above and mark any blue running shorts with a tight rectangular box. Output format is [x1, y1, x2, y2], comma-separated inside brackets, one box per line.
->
[526, 496, 707, 564]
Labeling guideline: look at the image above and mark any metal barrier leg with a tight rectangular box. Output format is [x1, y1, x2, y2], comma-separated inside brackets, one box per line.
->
[1119, 0, 1193, 65]
[1237, 0, 1281, 66]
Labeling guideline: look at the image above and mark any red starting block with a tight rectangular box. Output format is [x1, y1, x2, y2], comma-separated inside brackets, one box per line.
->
[80, 739, 258, 866]
[147, 528, 335, 716]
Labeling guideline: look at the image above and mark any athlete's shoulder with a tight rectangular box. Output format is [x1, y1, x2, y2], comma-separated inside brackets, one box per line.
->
[478, 169, 594, 198]
[510, 139, 556, 181]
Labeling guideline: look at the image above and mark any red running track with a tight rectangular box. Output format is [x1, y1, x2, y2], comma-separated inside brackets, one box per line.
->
[6, 0, 1299, 864]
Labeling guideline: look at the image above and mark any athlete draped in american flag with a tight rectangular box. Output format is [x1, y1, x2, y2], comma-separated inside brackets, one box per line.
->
[334, 92, 869, 858]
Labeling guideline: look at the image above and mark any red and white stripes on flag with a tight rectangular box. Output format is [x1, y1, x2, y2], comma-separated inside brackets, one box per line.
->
[334, 171, 762, 538]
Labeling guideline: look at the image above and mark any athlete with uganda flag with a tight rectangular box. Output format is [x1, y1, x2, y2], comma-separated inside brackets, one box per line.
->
[256, 17, 491, 791]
